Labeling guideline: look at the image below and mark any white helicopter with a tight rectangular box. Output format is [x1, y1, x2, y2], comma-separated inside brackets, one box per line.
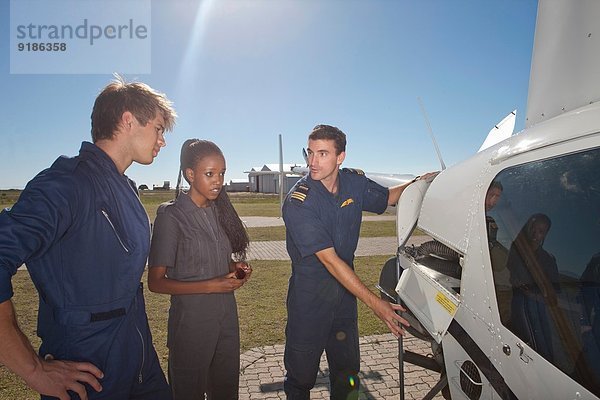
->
[376, 1, 600, 399]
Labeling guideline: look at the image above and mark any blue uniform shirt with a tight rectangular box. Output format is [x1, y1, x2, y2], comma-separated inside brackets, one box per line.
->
[283, 169, 388, 320]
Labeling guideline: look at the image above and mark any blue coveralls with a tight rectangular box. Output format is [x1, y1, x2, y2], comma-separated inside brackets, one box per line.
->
[282, 169, 389, 399]
[0, 142, 171, 399]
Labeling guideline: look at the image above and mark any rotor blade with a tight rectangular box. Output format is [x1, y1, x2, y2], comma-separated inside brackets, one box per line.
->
[418, 97, 446, 170]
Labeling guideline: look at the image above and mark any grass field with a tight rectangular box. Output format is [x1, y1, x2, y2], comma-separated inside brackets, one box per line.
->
[1, 255, 393, 398]
[140, 190, 285, 220]
[0, 189, 400, 398]
[2, 190, 400, 241]
[2, 190, 397, 221]
[0, 190, 21, 211]
[1, 190, 283, 220]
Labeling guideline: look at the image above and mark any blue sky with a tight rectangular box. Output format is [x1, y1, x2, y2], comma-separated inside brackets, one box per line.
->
[1, 0, 538, 189]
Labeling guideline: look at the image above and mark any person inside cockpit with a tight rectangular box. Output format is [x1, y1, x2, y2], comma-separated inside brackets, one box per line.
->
[508, 213, 560, 361]
[485, 180, 503, 213]
[485, 180, 512, 324]
[580, 253, 600, 381]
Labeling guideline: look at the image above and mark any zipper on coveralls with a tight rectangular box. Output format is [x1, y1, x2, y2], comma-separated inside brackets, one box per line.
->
[134, 293, 145, 384]
[135, 323, 145, 383]
[126, 182, 149, 383]
[101, 209, 130, 253]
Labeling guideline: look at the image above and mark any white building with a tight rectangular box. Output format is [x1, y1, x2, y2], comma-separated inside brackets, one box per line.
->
[225, 179, 251, 192]
[246, 164, 304, 194]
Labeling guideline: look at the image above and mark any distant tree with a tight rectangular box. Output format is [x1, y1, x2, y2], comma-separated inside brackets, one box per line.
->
[138, 184, 149, 190]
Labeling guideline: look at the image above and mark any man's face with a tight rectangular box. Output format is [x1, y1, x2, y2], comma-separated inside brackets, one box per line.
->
[130, 113, 166, 165]
[306, 139, 345, 185]
[485, 187, 502, 212]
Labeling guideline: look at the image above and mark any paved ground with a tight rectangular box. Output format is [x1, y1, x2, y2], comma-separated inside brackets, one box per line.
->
[240, 216, 442, 399]
[240, 334, 443, 400]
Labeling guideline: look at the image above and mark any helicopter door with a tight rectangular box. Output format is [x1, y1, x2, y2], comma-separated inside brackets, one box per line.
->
[485, 147, 600, 398]
[396, 179, 432, 247]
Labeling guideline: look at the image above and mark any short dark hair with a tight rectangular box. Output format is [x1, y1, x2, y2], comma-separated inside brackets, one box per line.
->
[91, 74, 177, 142]
[490, 180, 503, 192]
[308, 124, 346, 155]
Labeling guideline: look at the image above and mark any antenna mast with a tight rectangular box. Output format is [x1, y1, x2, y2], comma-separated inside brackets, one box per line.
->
[279, 134, 285, 214]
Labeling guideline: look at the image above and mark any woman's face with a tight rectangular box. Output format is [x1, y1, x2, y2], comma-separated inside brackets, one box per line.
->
[185, 153, 226, 207]
[529, 220, 550, 250]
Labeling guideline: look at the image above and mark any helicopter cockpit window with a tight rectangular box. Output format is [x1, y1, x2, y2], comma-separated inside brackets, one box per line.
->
[486, 146, 600, 396]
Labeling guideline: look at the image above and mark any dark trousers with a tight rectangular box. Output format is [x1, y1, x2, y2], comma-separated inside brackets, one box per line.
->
[168, 304, 240, 400]
[284, 316, 360, 400]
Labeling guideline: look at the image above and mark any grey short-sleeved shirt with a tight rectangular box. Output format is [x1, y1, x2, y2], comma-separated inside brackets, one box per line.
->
[149, 192, 232, 279]
[148, 193, 235, 323]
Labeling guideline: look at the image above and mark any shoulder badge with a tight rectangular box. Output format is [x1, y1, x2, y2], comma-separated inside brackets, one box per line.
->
[290, 184, 310, 203]
[342, 167, 365, 175]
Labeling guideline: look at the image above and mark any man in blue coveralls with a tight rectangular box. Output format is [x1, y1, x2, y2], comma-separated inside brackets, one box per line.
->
[283, 124, 436, 399]
[0, 76, 177, 399]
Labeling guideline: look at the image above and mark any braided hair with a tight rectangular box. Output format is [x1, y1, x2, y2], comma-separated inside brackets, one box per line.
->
[176, 139, 249, 261]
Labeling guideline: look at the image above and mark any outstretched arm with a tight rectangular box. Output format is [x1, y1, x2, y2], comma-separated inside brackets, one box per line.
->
[315, 247, 409, 337]
[0, 300, 103, 400]
[387, 171, 440, 206]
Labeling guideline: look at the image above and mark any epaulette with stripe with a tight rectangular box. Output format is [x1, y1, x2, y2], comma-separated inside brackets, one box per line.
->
[290, 184, 310, 203]
[342, 168, 364, 175]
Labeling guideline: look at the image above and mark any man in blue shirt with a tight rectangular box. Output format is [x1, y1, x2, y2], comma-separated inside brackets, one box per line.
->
[283, 124, 435, 399]
[0, 76, 176, 399]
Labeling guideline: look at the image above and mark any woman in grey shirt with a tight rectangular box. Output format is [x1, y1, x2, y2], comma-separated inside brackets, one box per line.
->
[148, 139, 251, 400]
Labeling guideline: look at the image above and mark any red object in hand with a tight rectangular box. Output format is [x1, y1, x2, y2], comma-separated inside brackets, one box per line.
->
[235, 267, 246, 279]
